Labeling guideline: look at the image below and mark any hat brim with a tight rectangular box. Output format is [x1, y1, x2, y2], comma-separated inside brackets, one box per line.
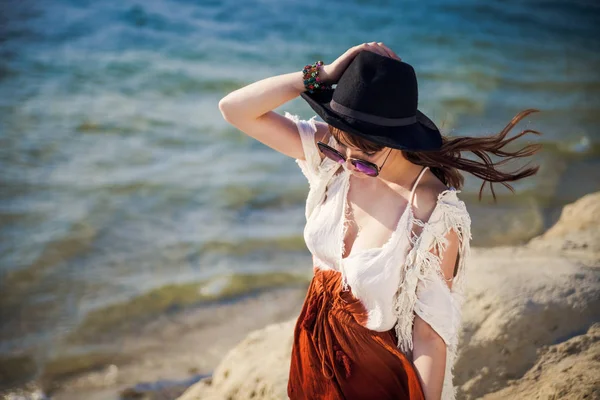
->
[300, 89, 443, 151]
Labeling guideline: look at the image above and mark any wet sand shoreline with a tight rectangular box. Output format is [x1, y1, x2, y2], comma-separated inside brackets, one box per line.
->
[9, 286, 309, 400]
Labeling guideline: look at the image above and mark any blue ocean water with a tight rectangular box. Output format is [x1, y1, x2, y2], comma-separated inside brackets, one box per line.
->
[0, 0, 599, 391]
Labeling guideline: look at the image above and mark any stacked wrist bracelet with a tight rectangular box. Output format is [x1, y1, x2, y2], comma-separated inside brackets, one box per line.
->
[302, 60, 333, 93]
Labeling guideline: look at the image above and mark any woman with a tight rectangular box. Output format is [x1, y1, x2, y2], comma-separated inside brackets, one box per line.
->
[218, 43, 540, 400]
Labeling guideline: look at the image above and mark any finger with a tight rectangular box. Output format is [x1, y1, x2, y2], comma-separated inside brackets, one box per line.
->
[370, 42, 393, 59]
[365, 41, 387, 57]
[377, 42, 401, 61]
[348, 43, 368, 57]
[353, 43, 370, 51]
[375, 42, 394, 58]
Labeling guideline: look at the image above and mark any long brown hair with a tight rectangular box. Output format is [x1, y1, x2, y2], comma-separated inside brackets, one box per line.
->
[329, 108, 542, 201]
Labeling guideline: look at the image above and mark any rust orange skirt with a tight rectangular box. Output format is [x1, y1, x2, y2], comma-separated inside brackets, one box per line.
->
[288, 266, 425, 400]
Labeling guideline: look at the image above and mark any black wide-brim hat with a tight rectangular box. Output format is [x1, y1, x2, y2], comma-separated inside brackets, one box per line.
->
[300, 50, 443, 151]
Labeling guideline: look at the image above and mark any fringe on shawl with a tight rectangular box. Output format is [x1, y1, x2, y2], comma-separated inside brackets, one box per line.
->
[392, 189, 472, 400]
[338, 174, 353, 292]
[286, 111, 349, 293]
[286, 112, 320, 189]
[285, 111, 339, 223]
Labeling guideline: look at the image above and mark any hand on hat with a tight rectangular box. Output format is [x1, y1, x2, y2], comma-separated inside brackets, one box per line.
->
[321, 42, 402, 85]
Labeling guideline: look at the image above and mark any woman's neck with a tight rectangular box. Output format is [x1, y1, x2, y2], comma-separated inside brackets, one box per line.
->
[378, 150, 424, 189]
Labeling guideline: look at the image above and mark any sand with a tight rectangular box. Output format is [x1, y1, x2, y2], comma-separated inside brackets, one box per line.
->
[42, 287, 308, 400]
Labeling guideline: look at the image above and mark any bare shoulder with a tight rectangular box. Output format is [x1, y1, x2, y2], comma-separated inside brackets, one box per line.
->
[411, 169, 451, 223]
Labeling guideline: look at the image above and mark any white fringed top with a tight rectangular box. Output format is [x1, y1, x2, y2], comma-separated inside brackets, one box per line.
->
[285, 111, 473, 400]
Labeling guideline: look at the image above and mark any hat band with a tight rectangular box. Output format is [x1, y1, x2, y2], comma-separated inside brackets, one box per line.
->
[329, 99, 417, 127]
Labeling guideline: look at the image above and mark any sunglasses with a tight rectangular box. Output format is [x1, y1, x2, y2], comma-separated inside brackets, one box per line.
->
[317, 141, 393, 177]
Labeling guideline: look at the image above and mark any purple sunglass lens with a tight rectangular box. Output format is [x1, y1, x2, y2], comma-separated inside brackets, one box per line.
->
[351, 160, 378, 176]
[317, 143, 378, 177]
[319, 146, 345, 164]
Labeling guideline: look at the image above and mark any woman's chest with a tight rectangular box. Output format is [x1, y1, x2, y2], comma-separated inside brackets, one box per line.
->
[310, 170, 408, 257]
[304, 170, 411, 275]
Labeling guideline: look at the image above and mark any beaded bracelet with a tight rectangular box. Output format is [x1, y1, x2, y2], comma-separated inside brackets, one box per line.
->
[302, 60, 333, 93]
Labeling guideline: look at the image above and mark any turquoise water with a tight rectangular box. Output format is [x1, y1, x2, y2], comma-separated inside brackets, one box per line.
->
[1, 0, 599, 390]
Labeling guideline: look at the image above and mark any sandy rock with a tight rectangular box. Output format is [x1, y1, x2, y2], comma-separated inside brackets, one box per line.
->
[528, 191, 600, 254]
[455, 246, 600, 399]
[481, 323, 600, 400]
[178, 320, 295, 400]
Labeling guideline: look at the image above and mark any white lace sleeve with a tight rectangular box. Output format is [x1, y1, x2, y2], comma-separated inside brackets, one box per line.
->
[284, 111, 321, 188]
[393, 189, 472, 400]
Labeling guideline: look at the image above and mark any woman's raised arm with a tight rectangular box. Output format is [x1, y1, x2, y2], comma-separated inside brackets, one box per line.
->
[218, 70, 319, 160]
[217, 43, 398, 161]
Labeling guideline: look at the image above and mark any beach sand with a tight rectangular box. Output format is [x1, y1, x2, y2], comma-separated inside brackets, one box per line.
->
[41, 287, 308, 400]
